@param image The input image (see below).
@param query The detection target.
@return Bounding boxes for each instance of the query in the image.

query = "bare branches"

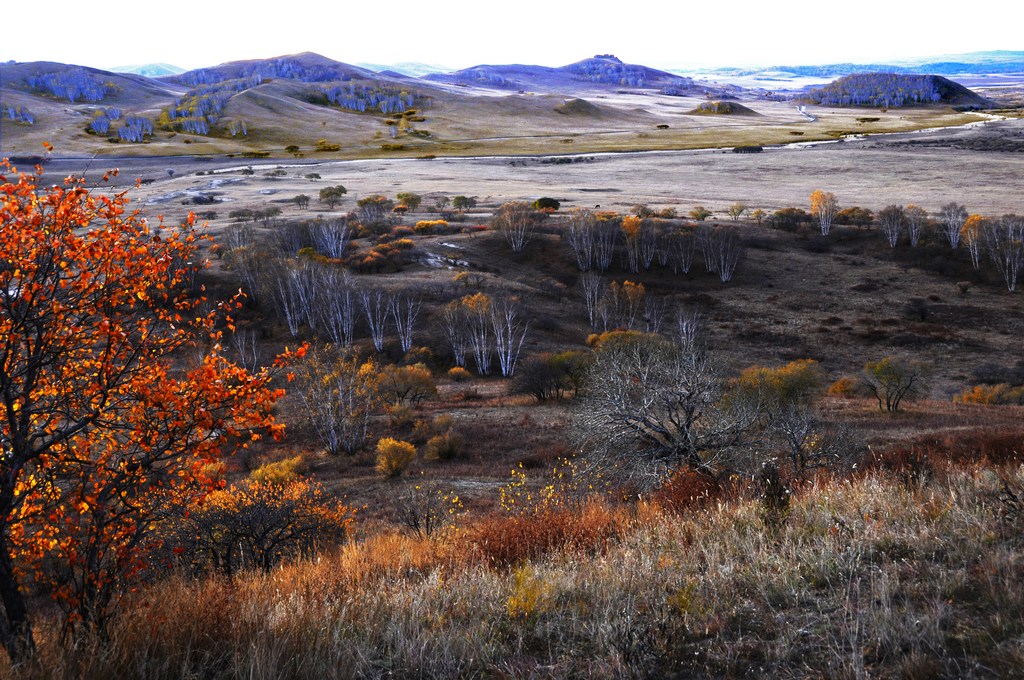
[939,202,967,249]
[389,292,422,354]
[494,201,537,253]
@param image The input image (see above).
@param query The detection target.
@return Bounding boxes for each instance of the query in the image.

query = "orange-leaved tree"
[809,189,838,236]
[0,159,295,659]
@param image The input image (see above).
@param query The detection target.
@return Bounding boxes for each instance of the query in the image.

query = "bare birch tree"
[984,214,1024,292]
[579,271,606,330]
[878,204,905,248]
[389,292,422,354]
[318,269,358,347]
[904,204,928,247]
[698,225,744,282]
[939,202,967,249]
[490,298,529,377]
[360,288,391,352]
[593,218,619,272]
[311,218,352,259]
[565,208,597,271]
[439,301,470,368]
[493,201,536,253]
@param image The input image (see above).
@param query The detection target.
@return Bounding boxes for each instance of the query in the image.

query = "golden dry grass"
[13,463,1023,678]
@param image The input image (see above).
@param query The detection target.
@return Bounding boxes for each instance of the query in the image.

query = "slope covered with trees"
[805,73,992,108]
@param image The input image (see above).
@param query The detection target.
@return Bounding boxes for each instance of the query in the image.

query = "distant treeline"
[564,60,650,87]
[453,69,517,89]
[318,83,423,114]
[175,58,360,87]
[659,78,698,96]
[23,67,109,102]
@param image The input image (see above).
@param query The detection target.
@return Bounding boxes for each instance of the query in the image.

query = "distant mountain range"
[109,63,185,77]
[422,54,700,93]
[355,62,453,78]
[698,51,1024,79]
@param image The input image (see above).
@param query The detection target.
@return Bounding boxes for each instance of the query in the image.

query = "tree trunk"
[0,533,35,664]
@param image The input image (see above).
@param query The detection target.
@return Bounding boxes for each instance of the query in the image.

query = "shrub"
[954,384,1024,406]
[423,431,464,461]
[458,502,621,569]
[249,455,306,485]
[315,139,341,152]
[387,404,417,430]
[414,219,449,234]
[382,363,437,405]
[689,206,712,221]
[375,438,417,478]
[654,469,723,513]
[448,366,472,382]
[827,376,858,397]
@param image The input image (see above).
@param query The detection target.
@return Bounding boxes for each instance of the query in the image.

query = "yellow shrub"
[506,564,550,620]
[827,376,858,397]
[447,366,471,382]
[375,438,417,478]
[423,431,463,461]
[414,219,448,234]
[250,455,306,485]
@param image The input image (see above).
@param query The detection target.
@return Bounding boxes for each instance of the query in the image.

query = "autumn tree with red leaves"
[0,159,294,660]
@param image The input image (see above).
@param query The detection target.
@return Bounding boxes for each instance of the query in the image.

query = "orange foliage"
[620,214,642,240]
[955,384,1024,406]
[0,159,293,646]
[654,469,724,514]
[456,502,622,569]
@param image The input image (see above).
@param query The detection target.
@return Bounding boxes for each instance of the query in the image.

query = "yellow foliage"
[250,455,306,485]
[375,437,417,478]
[414,219,448,234]
[735,359,823,406]
[506,564,551,620]
[461,292,491,314]
[827,376,858,397]
[447,366,471,382]
[621,214,642,239]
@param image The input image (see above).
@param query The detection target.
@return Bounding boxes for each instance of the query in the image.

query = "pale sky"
[4,0,1020,72]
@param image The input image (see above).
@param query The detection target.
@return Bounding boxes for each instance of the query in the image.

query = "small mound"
[688,101,759,116]
[554,98,603,116]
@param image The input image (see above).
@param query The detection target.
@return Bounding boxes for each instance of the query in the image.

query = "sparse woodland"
[1,155,1023,679]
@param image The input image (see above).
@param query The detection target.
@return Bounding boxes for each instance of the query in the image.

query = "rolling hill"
[423,54,702,93]
[0,51,1000,158]
[804,73,994,108]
